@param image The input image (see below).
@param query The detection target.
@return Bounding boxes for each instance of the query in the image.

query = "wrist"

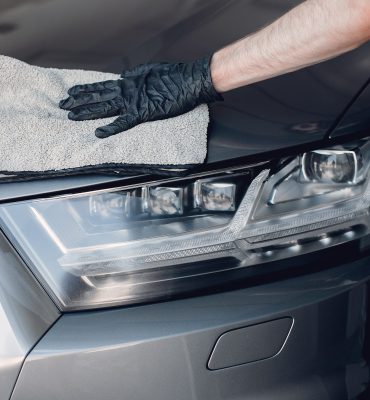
[210,50,230,93]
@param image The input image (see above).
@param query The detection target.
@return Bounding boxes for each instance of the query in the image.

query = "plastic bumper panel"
[11,256,370,400]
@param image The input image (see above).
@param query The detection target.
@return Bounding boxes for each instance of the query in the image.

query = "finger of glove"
[67,80,118,96]
[121,62,170,78]
[68,99,122,121]
[121,63,158,78]
[95,114,138,138]
[60,88,119,110]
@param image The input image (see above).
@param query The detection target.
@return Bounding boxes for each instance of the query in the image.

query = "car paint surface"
[10,253,370,400]
[330,81,370,138]
[0,233,60,400]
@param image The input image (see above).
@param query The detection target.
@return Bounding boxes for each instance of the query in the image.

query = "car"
[1,1,370,399]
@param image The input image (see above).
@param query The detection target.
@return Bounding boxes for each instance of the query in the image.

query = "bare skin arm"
[211,0,370,92]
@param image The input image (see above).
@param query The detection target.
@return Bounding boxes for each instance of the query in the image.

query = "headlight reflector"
[301,149,359,184]
[194,181,236,211]
[148,186,184,215]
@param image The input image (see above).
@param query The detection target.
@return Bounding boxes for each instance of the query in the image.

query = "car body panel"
[0,232,60,400]
[330,80,370,138]
[11,254,370,400]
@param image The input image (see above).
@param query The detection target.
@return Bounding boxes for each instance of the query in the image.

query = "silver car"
[1,1,370,399]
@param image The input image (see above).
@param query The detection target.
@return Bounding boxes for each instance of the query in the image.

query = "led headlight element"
[148,187,183,215]
[301,139,370,185]
[195,181,236,211]
[302,150,359,184]
[89,191,132,222]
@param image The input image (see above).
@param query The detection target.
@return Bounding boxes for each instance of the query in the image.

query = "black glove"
[59,56,222,138]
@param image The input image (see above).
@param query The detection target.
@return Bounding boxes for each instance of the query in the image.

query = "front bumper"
[8,252,370,400]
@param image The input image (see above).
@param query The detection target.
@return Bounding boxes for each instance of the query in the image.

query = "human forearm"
[211,0,370,92]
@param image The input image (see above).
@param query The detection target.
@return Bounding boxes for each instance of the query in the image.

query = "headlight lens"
[1,138,370,311]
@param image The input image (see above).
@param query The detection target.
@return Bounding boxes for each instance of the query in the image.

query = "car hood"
[0,0,369,198]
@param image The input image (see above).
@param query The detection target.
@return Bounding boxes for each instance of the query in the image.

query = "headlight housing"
[1,138,370,311]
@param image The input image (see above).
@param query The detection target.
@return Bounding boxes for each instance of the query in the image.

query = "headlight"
[1,138,370,311]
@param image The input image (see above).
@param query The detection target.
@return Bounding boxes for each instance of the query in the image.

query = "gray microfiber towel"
[0,55,209,181]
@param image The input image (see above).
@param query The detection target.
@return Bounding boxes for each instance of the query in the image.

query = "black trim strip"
[0,163,196,182]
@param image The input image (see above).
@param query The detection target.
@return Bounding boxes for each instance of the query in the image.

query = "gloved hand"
[59,56,222,138]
